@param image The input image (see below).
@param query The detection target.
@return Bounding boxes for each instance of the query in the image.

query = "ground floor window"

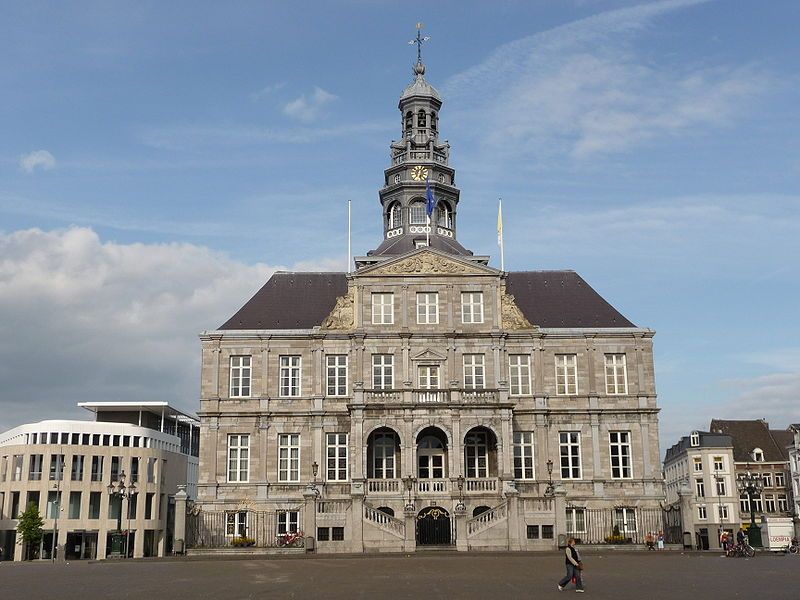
[317,526,344,541]
[566,507,586,534]
[527,525,539,539]
[541,525,554,539]
[226,511,248,537]
[277,510,299,535]
[614,507,637,535]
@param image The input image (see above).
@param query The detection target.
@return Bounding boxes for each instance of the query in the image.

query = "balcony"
[391,150,448,165]
[417,479,449,494]
[465,478,498,493]
[414,390,448,403]
[366,479,401,494]
[363,389,500,406]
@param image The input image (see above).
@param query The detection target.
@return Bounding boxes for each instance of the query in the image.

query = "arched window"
[405,111,413,131]
[409,201,427,225]
[752,448,765,462]
[431,112,437,131]
[437,202,452,229]
[465,430,488,478]
[473,506,491,518]
[388,203,402,229]
[417,110,427,128]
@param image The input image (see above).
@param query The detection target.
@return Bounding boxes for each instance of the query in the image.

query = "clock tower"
[362,30,475,265]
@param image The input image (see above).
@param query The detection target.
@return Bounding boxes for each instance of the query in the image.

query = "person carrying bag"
[558,538,585,593]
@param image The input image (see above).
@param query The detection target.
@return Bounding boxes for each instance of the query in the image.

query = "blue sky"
[1,0,798,449]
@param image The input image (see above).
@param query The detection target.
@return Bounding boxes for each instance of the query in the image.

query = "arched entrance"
[416,506,452,546]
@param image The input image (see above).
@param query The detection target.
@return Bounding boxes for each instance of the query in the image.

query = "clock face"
[410,165,429,181]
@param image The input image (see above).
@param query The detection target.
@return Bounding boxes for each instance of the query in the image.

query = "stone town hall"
[192,49,663,553]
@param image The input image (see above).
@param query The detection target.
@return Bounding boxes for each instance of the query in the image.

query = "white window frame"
[566,507,586,534]
[774,472,785,487]
[752,448,764,462]
[695,478,705,498]
[713,456,724,472]
[555,354,578,395]
[604,354,628,395]
[718,504,729,521]
[372,293,394,325]
[326,433,348,482]
[715,477,727,496]
[762,473,773,488]
[278,434,300,482]
[614,507,637,533]
[508,354,531,396]
[409,202,426,225]
[226,511,248,537]
[765,494,776,513]
[417,365,440,390]
[777,494,788,512]
[697,505,707,520]
[416,292,439,325]
[229,355,252,398]
[227,434,250,483]
[371,431,396,479]
[461,292,484,324]
[464,431,488,478]
[690,431,700,447]
[372,354,394,390]
[279,355,301,397]
[609,431,632,479]
[513,432,535,480]
[559,431,582,480]
[277,510,299,535]
[326,355,348,397]
[693,456,703,472]
[463,354,485,390]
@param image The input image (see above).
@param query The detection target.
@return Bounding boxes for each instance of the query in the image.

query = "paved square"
[1,552,798,600]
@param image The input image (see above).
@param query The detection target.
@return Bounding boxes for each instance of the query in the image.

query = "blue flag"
[425,177,436,217]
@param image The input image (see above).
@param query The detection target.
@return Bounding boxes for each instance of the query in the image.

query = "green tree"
[16,502,44,560]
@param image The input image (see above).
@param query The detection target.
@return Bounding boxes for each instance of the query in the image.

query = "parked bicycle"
[726,542,755,558]
[277,530,305,548]
[785,539,799,555]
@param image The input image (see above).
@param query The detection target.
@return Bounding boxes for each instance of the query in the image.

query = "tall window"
[389,203,402,228]
[130,456,139,483]
[417,109,426,128]
[775,472,785,487]
[716,478,727,496]
[559,432,582,479]
[416,292,439,324]
[463,354,485,390]
[71,455,84,482]
[226,511,248,537]
[372,293,394,325]
[509,355,531,396]
[464,431,488,478]
[739,493,749,513]
[110,456,120,482]
[697,505,707,520]
[461,292,484,324]
[566,507,586,534]
[279,355,301,397]
[326,355,348,397]
[614,507,637,533]
[695,478,705,497]
[372,354,394,389]
[778,494,788,512]
[277,511,299,535]
[713,456,724,471]
[417,365,440,390]
[693,457,703,472]
[762,473,773,488]
[91,456,104,482]
[278,434,300,482]
[371,431,396,479]
[12,454,23,481]
[437,203,452,229]
[609,432,632,479]
[765,495,776,512]
[718,505,729,521]
[326,433,348,481]
[230,355,251,398]
[28,454,43,480]
[409,202,427,225]
[604,354,628,395]
[227,434,250,483]
[555,354,578,395]
[49,454,64,481]
[513,432,535,480]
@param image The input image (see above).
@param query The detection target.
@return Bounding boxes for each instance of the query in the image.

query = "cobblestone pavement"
[1,551,798,600]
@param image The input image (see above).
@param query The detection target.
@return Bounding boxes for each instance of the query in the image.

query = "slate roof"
[368,234,473,257]
[709,419,791,462]
[218,269,636,330]
[664,431,733,463]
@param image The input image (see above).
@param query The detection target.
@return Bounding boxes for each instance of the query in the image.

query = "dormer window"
[417,110,427,128]
[690,431,700,447]
[752,448,765,462]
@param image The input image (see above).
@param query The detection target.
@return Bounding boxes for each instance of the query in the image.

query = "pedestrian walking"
[557,537,585,593]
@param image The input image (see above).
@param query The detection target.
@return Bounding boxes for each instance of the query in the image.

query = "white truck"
[759,517,795,552]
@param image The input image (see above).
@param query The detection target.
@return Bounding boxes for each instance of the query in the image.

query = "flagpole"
[347,199,351,273]
[498,198,505,272]
[426,214,430,247]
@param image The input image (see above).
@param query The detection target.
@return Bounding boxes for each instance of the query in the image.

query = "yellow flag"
[497,200,503,246]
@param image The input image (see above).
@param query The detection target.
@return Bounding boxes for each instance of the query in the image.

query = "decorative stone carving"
[322,288,354,330]
[374,253,473,275]
[501,288,533,330]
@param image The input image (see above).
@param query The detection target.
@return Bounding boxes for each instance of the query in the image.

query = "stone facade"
[194,54,663,553]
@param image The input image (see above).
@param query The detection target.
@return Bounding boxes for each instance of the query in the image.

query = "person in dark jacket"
[557,537,585,593]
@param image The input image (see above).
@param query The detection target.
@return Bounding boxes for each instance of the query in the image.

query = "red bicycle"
[278,530,305,548]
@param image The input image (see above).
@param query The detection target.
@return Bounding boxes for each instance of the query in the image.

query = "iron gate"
[416,506,452,545]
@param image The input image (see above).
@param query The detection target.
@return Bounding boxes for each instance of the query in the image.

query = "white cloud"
[282,86,338,122]
[443,0,764,161]
[19,149,56,173]
[250,81,286,101]
[0,227,279,431]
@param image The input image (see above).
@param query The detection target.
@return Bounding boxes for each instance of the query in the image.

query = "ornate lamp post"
[714,464,726,544]
[309,461,320,497]
[456,475,466,511]
[736,469,763,547]
[403,475,416,511]
[107,471,136,558]
[545,459,555,496]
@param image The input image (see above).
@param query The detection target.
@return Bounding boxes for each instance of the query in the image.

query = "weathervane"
[408,22,431,64]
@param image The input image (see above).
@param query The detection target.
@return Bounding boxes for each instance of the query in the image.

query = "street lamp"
[456,475,466,511]
[403,475,416,511]
[545,459,555,496]
[714,463,726,544]
[49,452,64,562]
[308,461,320,498]
[736,468,763,547]
[107,470,136,558]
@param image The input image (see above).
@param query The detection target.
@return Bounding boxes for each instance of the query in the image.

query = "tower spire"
[408,22,431,67]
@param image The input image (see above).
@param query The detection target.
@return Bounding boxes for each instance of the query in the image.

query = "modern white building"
[0,402,198,561]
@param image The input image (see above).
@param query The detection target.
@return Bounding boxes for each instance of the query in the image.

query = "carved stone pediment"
[321,287,354,330]
[500,286,534,330]
[364,249,495,277]
[411,348,447,362]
